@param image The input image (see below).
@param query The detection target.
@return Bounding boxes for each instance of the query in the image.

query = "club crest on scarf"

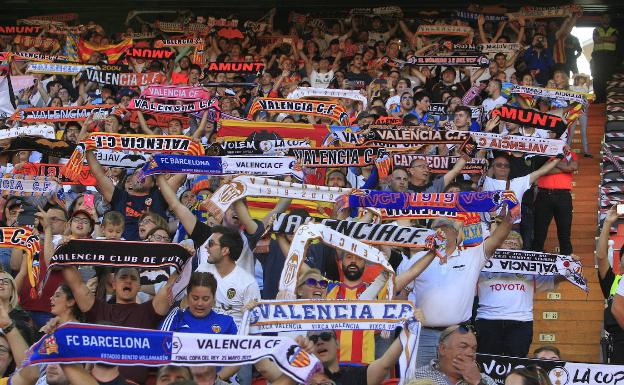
[217,181,246,204]
[286,345,311,368]
[39,335,59,355]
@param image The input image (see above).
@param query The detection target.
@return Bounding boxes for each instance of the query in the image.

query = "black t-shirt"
[110,187,167,241]
[325,365,368,385]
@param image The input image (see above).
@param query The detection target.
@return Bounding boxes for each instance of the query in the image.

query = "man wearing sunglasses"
[306,329,406,385]
[412,324,496,385]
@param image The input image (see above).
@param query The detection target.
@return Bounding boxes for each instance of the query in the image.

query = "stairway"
[528,103,605,362]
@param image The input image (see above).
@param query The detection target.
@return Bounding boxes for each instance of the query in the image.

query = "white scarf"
[287,87,368,110]
[469,131,566,156]
[0,124,55,139]
[510,85,591,105]
[26,62,96,75]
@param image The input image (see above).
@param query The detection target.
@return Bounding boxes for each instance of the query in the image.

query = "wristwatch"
[0,321,15,335]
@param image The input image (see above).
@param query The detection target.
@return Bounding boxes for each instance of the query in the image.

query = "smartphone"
[83,194,95,210]
[618,204,624,216]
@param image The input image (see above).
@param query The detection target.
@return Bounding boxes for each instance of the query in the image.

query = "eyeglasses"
[303,278,329,289]
[439,323,476,344]
[150,234,171,242]
[308,332,335,344]
[493,163,510,169]
[0,278,11,286]
[139,218,155,226]
[71,217,91,225]
[208,239,221,248]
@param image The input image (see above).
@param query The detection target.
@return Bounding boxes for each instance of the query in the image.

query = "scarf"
[141,85,210,101]
[13,35,60,51]
[390,154,487,174]
[216,120,330,147]
[247,97,349,124]
[11,105,115,122]
[269,213,443,250]
[603,145,624,177]
[514,5,582,19]
[83,69,164,86]
[0,174,60,197]
[28,13,78,22]
[476,353,620,385]
[62,133,204,181]
[127,98,216,114]
[140,154,303,180]
[26,63,95,75]
[469,131,566,156]
[201,176,351,223]
[491,105,567,137]
[484,249,588,291]
[203,61,264,75]
[77,38,133,64]
[345,190,519,214]
[14,163,96,186]
[9,52,70,62]
[128,111,190,129]
[291,147,388,167]
[241,299,415,334]
[362,128,472,148]
[207,139,310,156]
[394,55,489,68]
[155,38,204,48]
[350,6,403,16]
[454,11,508,21]
[0,25,42,35]
[463,82,487,105]
[3,136,76,158]
[278,223,394,299]
[155,21,211,34]
[0,227,40,294]
[509,84,591,105]
[478,43,523,53]
[416,25,473,36]
[287,87,369,110]
[0,124,55,140]
[125,47,174,59]
[25,322,321,384]
[91,149,149,169]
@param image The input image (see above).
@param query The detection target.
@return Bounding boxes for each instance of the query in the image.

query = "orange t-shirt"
[537,152,578,190]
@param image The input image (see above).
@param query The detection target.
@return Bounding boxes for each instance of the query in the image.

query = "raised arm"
[155,174,197,234]
[86,150,115,202]
[136,111,157,135]
[62,266,95,313]
[443,155,468,187]
[598,206,618,279]
[152,272,177,316]
[484,211,513,258]
[529,157,561,184]
[367,336,403,385]
[394,250,436,293]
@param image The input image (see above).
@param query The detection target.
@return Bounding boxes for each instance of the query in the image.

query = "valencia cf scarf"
[241,300,415,334]
[141,85,210,101]
[24,322,321,384]
[11,105,115,122]
[394,55,490,68]
[603,145,624,178]
[62,133,204,181]
[469,131,566,156]
[77,38,133,64]
[291,147,388,167]
[484,249,588,291]
[26,62,95,76]
[287,87,369,110]
[216,120,330,148]
[27,13,78,22]
[514,4,582,19]
[247,97,349,125]
[416,25,473,36]
[362,128,472,148]
[140,154,302,180]
[206,139,310,156]
[0,174,60,197]
[128,111,190,129]
[127,98,216,114]
[14,163,96,186]
[454,11,508,22]
[390,154,488,174]
[124,47,175,60]
[83,69,164,86]
[201,176,351,223]
[0,227,40,293]
[344,190,519,214]
[155,38,204,48]
[3,136,76,158]
[491,105,567,137]
[278,223,394,299]
[0,25,42,35]
[203,61,264,75]
[0,124,55,140]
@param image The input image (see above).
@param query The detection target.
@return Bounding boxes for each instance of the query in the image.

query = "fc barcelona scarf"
[14,163,96,186]
[291,147,388,167]
[140,154,302,180]
[141,85,210,101]
[2,136,76,158]
[127,98,217,114]
[1,227,40,293]
[484,249,588,291]
[24,323,321,384]
[247,97,349,125]
[344,190,519,214]
[62,133,204,181]
[278,223,394,299]
[491,105,567,137]
[469,131,566,156]
[201,176,351,223]
[77,38,133,64]
[83,69,164,86]
[11,105,115,122]
[0,174,60,197]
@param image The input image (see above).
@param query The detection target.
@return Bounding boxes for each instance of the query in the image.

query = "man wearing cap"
[397,211,513,367]
[411,325,496,385]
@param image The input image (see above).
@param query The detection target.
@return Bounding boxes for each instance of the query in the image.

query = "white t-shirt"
[310,70,334,89]
[616,278,624,297]
[196,263,260,328]
[477,273,555,321]
[482,96,507,113]
[482,175,531,224]
[397,243,487,327]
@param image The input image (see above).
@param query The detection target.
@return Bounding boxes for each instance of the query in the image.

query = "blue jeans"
[417,328,442,368]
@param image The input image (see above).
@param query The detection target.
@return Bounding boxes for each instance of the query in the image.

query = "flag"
[77,38,133,64]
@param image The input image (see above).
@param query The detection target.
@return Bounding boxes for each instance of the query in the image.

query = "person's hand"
[294,335,315,355]
[484,116,500,132]
[477,14,485,27]
[86,276,98,294]
[414,308,426,323]
[243,299,258,312]
[570,254,582,262]
[281,69,290,78]
[605,205,619,225]
[453,355,482,385]
[40,316,62,334]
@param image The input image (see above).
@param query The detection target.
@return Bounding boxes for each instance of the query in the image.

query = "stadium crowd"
[0,3,618,385]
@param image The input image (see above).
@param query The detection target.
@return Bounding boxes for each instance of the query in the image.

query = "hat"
[70,209,96,229]
[5,196,23,210]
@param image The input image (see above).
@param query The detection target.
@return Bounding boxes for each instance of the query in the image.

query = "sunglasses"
[304,278,329,289]
[309,332,335,344]
[439,323,475,343]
